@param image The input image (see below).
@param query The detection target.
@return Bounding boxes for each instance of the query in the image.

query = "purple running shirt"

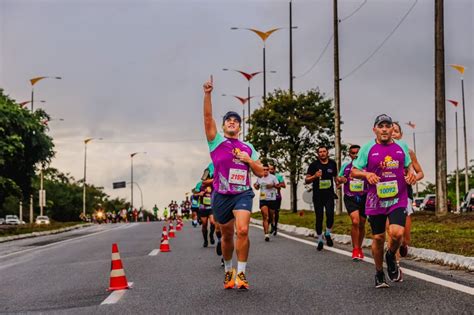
[352,139,412,216]
[208,133,259,195]
[338,161,367,197]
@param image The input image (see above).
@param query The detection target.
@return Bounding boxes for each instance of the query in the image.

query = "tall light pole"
[29,76,61,111]
[130,152,146,211]
[230,27,282,102]
[333,0,342,215]
[222,69,273,131]
[406,121,419,197]
[449,64,469,193]
[29,76,61,219]
[448,100,460,211]
[289,0,294,94]
[83,138,102,216]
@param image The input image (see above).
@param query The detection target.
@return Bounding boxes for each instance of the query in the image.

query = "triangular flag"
[30,76,47,86]
[447,99,459,107]
[449,64,465,75]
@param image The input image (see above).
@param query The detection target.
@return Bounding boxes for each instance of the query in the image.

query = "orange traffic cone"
[169,223,176,238]
[176,220,182,231]
[108,243,130,291]
[160,229,171,252]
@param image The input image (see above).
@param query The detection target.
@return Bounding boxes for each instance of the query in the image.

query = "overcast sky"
[1,0,472,212]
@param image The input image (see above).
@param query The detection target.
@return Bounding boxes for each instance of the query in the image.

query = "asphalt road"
[0,221,472,314]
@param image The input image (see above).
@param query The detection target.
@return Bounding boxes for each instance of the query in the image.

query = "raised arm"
[203,75,217,142]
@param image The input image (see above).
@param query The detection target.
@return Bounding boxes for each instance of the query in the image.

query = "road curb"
[0,223,94,243]
[250,218,474,271]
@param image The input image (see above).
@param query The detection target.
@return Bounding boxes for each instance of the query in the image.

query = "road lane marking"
[100,282,134,305]
[148,249,160,256]
[250,224,474,296]
[0,224,137,260]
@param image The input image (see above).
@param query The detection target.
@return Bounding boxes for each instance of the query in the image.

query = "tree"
[0,90,55,216]
[247,89,335,212]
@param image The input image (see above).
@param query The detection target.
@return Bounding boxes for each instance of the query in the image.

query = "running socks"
[224,260,232,272]
[237,261,247,274]
[209,223,215,237]
[325,229,331,236]
[317,234,323,242]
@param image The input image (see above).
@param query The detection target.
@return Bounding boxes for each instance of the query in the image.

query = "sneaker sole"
[375,283,390,289]
[388,268,403,282]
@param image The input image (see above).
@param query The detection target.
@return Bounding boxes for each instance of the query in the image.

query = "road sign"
[113,181,126,189]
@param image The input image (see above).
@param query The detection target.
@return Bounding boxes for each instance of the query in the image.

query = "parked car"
[412,197,424,211]
[0,218,5,225]
[35,216,51,225]
[5,215,21,225]
[420,194,453,212]
[460,189,474,213]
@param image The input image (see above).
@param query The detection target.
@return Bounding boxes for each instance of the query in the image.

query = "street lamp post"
[448,100,460,211]
[29,76,61,218]
[130,152,146,212]
[127,182,144,210]
[449,65,469,193]
[230,27,282,102]
[29,76,61,112]
[83,138,102,216]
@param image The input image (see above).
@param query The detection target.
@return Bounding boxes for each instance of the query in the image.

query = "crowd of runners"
[192,76,424,290]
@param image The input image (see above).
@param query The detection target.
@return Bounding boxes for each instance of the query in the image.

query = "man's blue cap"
[374,114,393,127]
[223,111,242,124]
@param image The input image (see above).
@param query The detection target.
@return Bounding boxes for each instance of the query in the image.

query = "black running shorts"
[368,207,407,235]
[344,195,367,218]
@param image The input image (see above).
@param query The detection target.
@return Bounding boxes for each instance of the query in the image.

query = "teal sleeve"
[207,133,225,152]
[207,162,215,177]
[352,140,375,170]
[245,142,260,161]
[276,173,284,182]
[338,162,349,177]
[195,181,202,191]
[395,140,412,167]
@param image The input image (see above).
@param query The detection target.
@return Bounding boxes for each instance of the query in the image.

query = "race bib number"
[267,191,277,200]
[229,168,247,185]
[319,179,331,189]
[349,179,364,192]
[376,180,399,198]
[260,192,266,199]
[203,197,211,206]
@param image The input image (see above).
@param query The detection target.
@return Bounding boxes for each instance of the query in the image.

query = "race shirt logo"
[381,156,399,170]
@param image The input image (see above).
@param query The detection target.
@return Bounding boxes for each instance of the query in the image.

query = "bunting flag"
[447,99,459,107]
[406,121,416,129]
[30,76,47,86]
[249,28,281,42]
[449,64,465,75]
[18,101,30,107]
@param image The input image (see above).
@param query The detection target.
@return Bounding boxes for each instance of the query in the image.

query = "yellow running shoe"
[235,271,249,290]
[223,268,236,289]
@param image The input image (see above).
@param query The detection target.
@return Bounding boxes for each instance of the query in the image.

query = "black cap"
[223,111,242,124]
[374,114,393,127]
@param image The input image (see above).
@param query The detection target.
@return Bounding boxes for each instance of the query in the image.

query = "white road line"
[0,224,137,260]
[250,224,474,296]
[148,249,160,256]
[100,282,134,305]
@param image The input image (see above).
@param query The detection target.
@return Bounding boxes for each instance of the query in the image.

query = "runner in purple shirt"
[351,114,417,288]
[336,144,368,261]
[203,76,264,290]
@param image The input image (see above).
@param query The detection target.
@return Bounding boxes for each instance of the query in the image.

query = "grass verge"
[251,210,474,256]
[0,222,86,237]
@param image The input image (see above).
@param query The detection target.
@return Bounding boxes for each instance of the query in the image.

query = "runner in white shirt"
[254,164,280,241]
